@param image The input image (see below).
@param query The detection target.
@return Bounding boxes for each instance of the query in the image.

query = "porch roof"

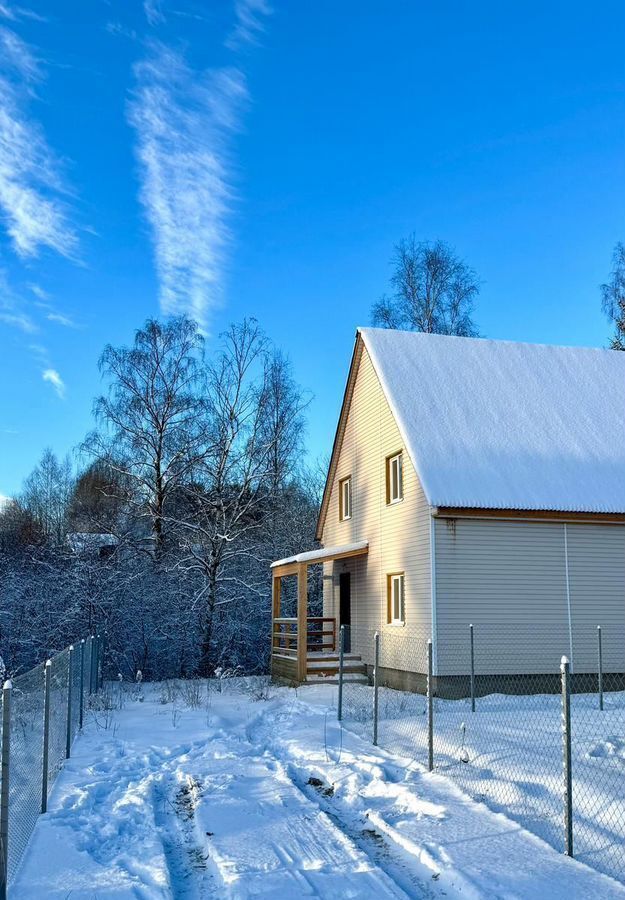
[270,540,368,570]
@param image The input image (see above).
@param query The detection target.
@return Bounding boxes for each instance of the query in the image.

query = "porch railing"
[273,617,336,655]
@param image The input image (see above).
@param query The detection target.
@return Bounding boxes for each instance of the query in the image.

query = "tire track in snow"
[152,773,219,899]
[188,734,410,898]
[245,703,443,898]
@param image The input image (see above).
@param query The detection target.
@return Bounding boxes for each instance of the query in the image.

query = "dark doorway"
[339,572,351,652]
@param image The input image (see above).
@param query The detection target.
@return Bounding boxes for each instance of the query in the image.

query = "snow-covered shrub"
[180,679,203,708]
[159,680,180,705]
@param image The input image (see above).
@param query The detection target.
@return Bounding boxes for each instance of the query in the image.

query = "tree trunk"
[197,567,218,677]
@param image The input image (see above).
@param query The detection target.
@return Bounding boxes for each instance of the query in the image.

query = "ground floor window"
[387,572,405,625]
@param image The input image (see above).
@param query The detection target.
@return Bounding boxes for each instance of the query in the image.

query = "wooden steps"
[304,652,369,684]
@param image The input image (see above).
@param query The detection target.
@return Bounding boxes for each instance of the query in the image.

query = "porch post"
[272,573,280,653]
[297,562,308,683]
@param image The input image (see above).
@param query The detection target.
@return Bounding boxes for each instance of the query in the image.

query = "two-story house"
[270,328,625,691]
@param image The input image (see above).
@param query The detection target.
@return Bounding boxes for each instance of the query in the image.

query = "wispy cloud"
[106,20,138,41]
[0,4,46,23]
[0,268,38,331]
[0,309,37,332]
[143,0,165,26]
[27,282,49,301]
[226,0,271,50]
[129,42,249,326]
[42,367,65,399]
[0,25,78,259]
[46,311,77,328]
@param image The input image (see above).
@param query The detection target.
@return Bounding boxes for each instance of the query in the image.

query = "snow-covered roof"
[271,541,368,568]
[360,328,625,514]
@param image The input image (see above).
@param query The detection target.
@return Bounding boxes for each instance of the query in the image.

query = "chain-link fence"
[0,634,105,897]
[338,623,625,887]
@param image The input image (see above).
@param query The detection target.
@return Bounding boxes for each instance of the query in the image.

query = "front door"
[339,572,351,653]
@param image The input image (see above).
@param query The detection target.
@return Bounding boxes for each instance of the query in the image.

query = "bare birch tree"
[601,242,625,350]
[168,320,308,674]
[86,317,207,551]
[20,448,73,545]
[372,237,479,336]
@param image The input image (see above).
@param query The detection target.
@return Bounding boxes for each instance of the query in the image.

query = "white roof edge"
[271,540,368,568]
[359,328,435,506]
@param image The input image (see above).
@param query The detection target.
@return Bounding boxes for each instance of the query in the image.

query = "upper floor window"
[387,573,405,625]
[386,451,403,504]
[339,475,352,521]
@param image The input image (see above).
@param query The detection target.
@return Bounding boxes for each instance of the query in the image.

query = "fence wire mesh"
[568,626,625,883]
[47,649,70,790]
[0,634,101,889]
[338,621,625,887]
[375,629,430,764]
[340,626,374,742]
[431,624,566,856]
[7,663,45,883]
[69,648,82,744]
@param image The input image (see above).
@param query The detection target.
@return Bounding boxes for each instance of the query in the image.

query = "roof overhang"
[271,541,368,577]
[432,507,625,524]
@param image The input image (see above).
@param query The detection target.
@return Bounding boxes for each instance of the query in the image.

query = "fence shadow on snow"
[338,623,625,888]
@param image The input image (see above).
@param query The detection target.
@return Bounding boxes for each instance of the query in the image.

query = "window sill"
[387,497,404,506]
[388,621,406,628]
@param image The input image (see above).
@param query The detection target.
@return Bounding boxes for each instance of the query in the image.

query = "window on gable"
[339,476,352,521]
[386,451,403,504]
[387,573,405,625]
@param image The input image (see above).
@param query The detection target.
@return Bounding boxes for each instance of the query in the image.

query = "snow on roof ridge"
[358,326,616,356]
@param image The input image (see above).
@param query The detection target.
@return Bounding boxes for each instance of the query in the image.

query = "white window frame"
[387,451,403,504]
[339,475,352,521]
[389,573,405,626]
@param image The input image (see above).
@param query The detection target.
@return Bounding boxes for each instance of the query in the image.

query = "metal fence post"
[86,636,92,695]
[337,625,345,722]
[427,639,434,772]
[561,655,574,857]
[597,626,604,712]
[89,635,95,695]
[93,634,99,695]
[373,632,380,746]
[469,623,476,713]
[97,632,102,691]
[66,645,74,759]
[0,680,12,900]
[79,639,85,729]
[99,631,106,689]
[41,660,52,814]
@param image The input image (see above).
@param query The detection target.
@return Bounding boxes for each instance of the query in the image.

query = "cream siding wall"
[435,517,625,675]
[321,347,432,671]
[567,524,625,673]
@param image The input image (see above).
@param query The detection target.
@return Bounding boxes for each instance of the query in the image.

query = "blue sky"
[0,0,623,499]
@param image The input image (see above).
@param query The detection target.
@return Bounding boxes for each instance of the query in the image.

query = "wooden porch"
[270,541,369,685]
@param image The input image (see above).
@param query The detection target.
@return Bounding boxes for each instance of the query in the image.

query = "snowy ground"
[13,678,625,899]
[344,682,625,885]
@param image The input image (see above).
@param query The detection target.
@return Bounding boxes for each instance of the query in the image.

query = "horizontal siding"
[435,517,625,675]
[435,518,569,675]
[323,347,431,672]
[567,524,625,673]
